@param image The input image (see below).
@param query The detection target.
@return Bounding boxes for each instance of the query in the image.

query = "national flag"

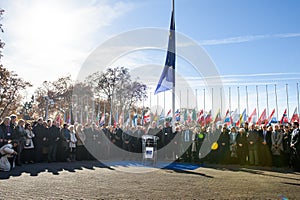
[205,110,212,125]
[183,109,188,122]
[214,109,222,123]
[269,117,278,124]
[247,108,257,123]
[191,109,197,121]
[224,109,232,125]
[197,109,204,124]
[239,109,247,125]
[290,107,299,123]
[174,109,180,121]
[153,111,159,122]
[132,113,138,127]
[143,110,151,123]
[99,112,105,126]
[166,109,172,121]
[158,109,165,125]
[280,109,289,124]
[267,108,276,125]
[154,6,175,94]
[256,108,267,125]
[232,109,240,125]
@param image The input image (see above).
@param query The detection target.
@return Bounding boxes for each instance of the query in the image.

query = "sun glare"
[21,2,76,49]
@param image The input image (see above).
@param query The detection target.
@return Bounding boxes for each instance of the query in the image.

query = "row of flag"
[52,106,299,128]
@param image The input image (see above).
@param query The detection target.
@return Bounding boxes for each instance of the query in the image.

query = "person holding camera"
[0,140,18,171]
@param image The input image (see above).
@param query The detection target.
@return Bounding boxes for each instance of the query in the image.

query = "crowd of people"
[0,114,299,172]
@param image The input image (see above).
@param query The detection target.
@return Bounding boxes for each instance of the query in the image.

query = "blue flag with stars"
[154,8,175,95]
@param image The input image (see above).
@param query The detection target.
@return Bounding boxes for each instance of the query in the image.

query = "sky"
[1,0,300,119]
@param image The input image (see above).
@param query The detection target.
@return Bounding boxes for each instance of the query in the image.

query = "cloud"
[200,33,300,46]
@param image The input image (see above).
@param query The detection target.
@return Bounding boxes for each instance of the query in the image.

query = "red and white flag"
[256,108,267,125]
[290,107,299,123]
[247,108,257,123]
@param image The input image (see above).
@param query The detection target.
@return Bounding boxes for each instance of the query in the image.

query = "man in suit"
[291,121,300,170]
[259,125,272,166]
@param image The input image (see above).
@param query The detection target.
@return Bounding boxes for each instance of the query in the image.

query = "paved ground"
[0,161,299,199]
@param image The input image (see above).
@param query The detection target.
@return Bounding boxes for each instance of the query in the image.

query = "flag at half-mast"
[154,5,175,94]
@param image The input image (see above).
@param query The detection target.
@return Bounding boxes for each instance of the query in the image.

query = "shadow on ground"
[1,160,299,180]
[0,160,114,179]
[202,163,300,181]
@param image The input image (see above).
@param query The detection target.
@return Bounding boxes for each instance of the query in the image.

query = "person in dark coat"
[59,123,71,162]
[290,121,300,170]
[32,118,47,162]
[47,120,60,162]
[247,124,260,166]
[0,117,15,146]
[236,128,248,165]
[217,124,230,164]
[258,125,272,166]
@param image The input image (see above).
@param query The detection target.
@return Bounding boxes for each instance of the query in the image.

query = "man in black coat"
[290,121,300,170]
[32,118,47,162]
[47,120,60,162]
[258,125,272,166]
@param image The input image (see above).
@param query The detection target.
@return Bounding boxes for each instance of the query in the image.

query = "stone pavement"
[0,161,299,199]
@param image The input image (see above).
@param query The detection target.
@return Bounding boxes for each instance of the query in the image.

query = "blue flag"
[154,9,175,95]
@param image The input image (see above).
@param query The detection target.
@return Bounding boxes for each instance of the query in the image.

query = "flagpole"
[286,84,289,118]
[275,84,279,120]
[171,0,175,127]
[203,88,206,114]
[237,86,240,115]
[211,87,214,117]
[220,88,223,115]
[187,88,189,109]
[256,85,259,118]
[266,84,269,117]
[157,91,159,117]
[297,83,300,116]
[229,87,231,112]
[179,90,181,111]
[149,87,152,110]
[195,89,198,111]
[246,86,249,116]
[164,92,166,123]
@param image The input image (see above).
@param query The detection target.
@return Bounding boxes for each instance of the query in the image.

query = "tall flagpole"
[275,84,279,120]
[157,91,159,116]
[211,87,214,116]
[179,90,181,111]
[164,92,166,121]
[237,86,240,114]
[149,87,152,110]
[256,85,259,117]
[195,89,198,111]
[286,84,289,117]
[171,0,175,126]
[203,88,206,113]
[220,88,223,115]
[229,87,231,112]
[266,84,269,117]
[297,83,300,116]
[246,86,249,116]
[187,88,189,109]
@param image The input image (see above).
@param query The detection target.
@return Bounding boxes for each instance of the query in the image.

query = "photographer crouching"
[0,140,18,171]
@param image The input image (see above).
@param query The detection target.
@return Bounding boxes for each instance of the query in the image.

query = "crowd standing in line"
[0,114,299,172]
